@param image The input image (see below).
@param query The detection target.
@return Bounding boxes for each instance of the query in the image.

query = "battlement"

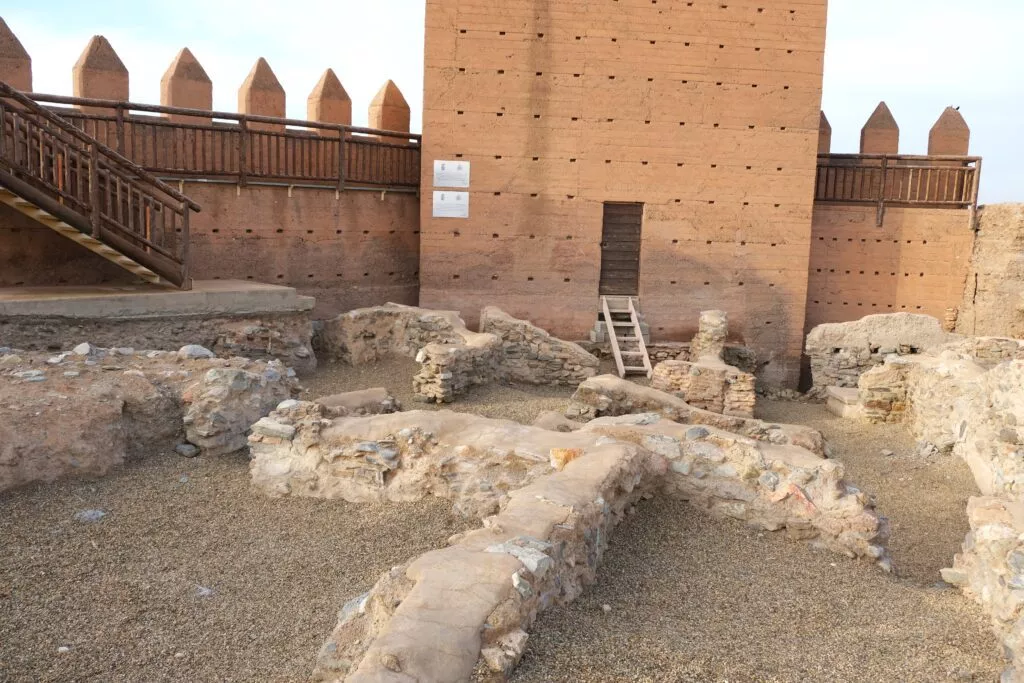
[819,101,972,157]
[0,18,419,190]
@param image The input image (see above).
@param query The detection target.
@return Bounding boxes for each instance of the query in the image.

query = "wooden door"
[599,202,643,295]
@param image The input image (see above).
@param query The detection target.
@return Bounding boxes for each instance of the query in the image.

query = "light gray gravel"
[511,400,1003,682]
[0,453,472,682]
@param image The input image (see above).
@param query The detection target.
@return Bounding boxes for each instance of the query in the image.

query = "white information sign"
[432,191,470,218]
[433,160,471,188]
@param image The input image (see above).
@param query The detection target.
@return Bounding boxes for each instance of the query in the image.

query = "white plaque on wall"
[432,191,470,218]
[433,160,471,188]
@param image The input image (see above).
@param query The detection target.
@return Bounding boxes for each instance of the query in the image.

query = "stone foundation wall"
[651,359,756,417]
[413,338,504,404]
[0,311,316,375]
[805,313,956,389]
[480,306,599,386]
[0,345,297,491]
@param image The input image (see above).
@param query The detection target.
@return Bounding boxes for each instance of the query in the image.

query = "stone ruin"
[318,303,599,402]
[247,389,885,681]
[0,343,298,491]
[812,314,1024,681]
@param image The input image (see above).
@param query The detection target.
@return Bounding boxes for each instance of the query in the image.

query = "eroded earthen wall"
[420,0,829,387]
[958,204,1024,339]
[805,204,975,331]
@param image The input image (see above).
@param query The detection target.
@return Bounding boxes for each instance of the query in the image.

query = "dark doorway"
[599,202,643,295]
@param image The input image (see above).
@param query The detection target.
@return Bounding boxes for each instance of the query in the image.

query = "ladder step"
[624,366,648,371]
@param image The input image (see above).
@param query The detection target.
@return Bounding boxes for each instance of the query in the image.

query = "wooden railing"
[0,81,199,287]
[24,93,421,191]
[815,154,982,226]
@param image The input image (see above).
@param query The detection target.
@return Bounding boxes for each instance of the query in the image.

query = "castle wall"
[420,0,829,387]
[0,185,420,317]
[958,204,1024,339]
[804,204,975,331]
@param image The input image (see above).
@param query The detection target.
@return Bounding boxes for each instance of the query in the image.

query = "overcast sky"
[5,0,1020,203]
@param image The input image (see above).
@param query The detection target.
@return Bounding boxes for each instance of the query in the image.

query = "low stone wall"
[945,497,1024,682]
[246,400,886,681]
[567,375,826,456]
[321,304,603,403]
[651,359,756,417]
[0,311,316,375]
[583,414,887,563]
[318,304,468,365]
[480,306,599,385]
[577,341,760,375]
[805,313,956,390]
[0,345,297,491]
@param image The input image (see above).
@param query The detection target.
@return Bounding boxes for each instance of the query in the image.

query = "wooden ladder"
[601,295,653,379]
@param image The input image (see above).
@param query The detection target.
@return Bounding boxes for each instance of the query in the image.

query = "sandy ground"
[0,453,472,682]
[1,357,1004,682]
[513,401,1002,683]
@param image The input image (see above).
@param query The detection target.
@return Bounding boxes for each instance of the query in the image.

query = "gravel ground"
[302,356,578,424]
[756,401,978,585]
[513,497,1003,683]
[513,401,1002,682]
[0,453,472,682]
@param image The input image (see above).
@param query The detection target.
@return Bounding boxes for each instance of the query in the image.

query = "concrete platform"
[0,280,315,318]
[826,386,863,419]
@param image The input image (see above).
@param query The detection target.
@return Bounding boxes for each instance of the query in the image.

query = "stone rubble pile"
[480,306,599,385]
[316,388,401,417]
[805,313,956,390]
[0,344,297,491]
[651,358,756,418]
[319,304,602,403]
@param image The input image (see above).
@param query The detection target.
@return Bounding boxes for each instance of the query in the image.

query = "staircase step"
[623,366,648,372]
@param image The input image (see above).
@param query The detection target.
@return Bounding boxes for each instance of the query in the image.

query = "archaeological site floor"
[513,403,1002,683]
[1,356,1005,681]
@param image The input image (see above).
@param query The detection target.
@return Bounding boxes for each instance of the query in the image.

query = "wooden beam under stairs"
[0,188,162,285]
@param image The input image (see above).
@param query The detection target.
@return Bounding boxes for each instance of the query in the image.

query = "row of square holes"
[812,302,926,311]
[473,155,792,171]
[815,269,931,278]
[448,275,775,287]
[448,234,783,247]
[460,6,798,35]
[211,272,418,281]
[205,229,418,235]
[459,69,798,87]
[450,193,787,206]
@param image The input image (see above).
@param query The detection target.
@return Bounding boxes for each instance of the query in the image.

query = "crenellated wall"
[0,22,420,318]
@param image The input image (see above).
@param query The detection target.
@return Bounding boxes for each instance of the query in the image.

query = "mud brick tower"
[420,0,829,386]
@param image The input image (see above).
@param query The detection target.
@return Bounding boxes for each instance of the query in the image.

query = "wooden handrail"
[0,79,198,287]
[0,82,201,210]
[25,90,421,143]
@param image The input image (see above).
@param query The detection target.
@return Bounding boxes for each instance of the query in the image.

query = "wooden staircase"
[601,295,653,378]
[0,80,199,288]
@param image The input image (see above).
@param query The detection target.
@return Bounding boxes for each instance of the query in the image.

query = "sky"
[4,0,1021,203]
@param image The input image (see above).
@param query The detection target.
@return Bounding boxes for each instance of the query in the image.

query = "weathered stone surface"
[311,431,663,682]
[651,357,756,417]
[581,415,888,564]
[183,361,297,456]
[806,313,957,390]
[0,348,294,491]
[316,388,400,417]
[690,310,728,361]
[567,375,826,456]
[300,405,884,682]
[480,306,599,386]
[532,410,582,433]
[947,497,1024,683]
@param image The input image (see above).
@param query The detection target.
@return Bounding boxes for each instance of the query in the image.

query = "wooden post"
[876,155,888,227]
[115,104,125,154]
[180,204,192,289]
[337,125,346,191]
[238,117,248,187]
[88,141,101,237]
